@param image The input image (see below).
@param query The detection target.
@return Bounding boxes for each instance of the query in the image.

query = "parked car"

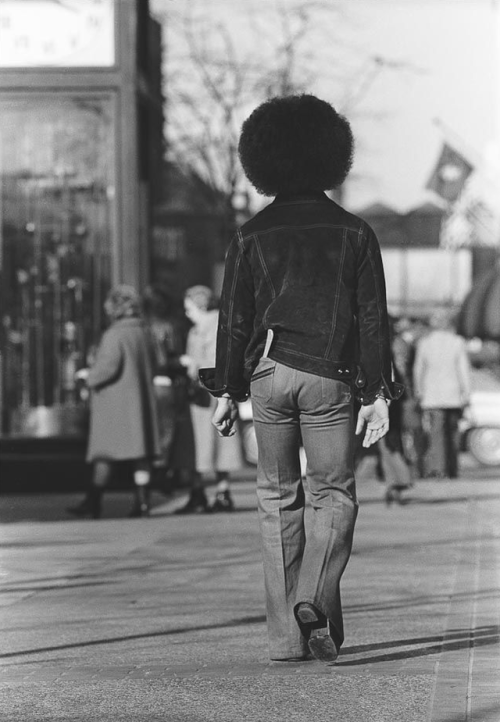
[461,368,500,466]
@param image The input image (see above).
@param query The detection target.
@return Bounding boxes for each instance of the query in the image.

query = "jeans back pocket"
[321,376,352,405]
[250,358,276,401]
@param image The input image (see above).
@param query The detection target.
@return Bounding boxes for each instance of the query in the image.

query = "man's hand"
[212,397,238,437]
[355,398,390,448]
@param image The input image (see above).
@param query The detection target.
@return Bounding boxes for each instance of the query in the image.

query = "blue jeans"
[251,358,358,660]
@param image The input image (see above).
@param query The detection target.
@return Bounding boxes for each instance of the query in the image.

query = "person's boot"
[128,485,150,518]
[211,488,235,512]
[175,487,210,514]
[384,488,395,506]
[211,478,235,512]
[67,488,102,519]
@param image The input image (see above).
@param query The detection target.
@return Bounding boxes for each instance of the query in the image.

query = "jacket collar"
[272,191,330,206]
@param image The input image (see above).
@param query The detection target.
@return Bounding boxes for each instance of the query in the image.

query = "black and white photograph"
[0,1,499,720]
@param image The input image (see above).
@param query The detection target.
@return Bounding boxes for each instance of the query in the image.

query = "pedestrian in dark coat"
[68,285,160,519]
[142,285,196,491]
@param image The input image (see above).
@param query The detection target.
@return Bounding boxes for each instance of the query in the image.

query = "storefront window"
[0,95,115,436]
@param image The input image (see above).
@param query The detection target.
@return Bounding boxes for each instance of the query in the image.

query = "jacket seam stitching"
[357,225,364,255]
[271,199,329,206]
[254,235,276,303]
[236,228,245,251]
[241,223,361,240]
[325,229,347,358]
[273,346,347,363]
[366,244,385,384]
[223,250,242,389]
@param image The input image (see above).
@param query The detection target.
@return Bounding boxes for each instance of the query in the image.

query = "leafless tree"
[152,0,350,231]
[151,0,423,230]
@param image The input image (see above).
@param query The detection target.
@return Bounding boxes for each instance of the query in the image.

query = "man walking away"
[199,95,403,664]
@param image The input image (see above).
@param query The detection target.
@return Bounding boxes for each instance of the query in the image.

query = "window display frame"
[0,0,151,442]
[0,89,120,436]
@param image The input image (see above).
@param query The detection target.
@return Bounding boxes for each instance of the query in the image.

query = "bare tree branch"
[152,0,419,236]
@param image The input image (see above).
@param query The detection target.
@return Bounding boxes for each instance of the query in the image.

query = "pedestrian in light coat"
[68,285,160,519]
[177,285,243,514]
[413,310,470,478]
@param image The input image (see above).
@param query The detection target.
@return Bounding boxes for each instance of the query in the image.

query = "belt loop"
[262,329,274,358]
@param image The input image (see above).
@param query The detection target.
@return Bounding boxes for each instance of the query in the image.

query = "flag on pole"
[426,143,474,203]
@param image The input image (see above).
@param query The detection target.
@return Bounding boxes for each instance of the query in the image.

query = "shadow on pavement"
[344,587,500,614]
[152,506,257,518]
[2,621,498,670]
[0,492,258,523]
[338,624,500,665]
[0,580,117,594]
[0,539,94,548]
[0,614,267,661]
[408,492,500,505]
[354,533,500,556]
[360,491,500,506]
[436,700,500,722]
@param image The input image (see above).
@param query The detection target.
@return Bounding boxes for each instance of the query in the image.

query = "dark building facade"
[151,162,235,298]
[0,1,163,454]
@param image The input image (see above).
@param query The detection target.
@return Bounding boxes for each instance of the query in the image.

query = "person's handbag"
[188,379,212,408]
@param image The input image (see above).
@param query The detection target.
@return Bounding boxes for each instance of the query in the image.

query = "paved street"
[1,455,499,722]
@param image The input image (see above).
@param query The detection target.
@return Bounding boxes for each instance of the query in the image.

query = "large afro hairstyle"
[238,94,354,196]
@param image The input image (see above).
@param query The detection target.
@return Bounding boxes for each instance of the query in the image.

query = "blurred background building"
[1,0,499,483]
[0,0,164,476]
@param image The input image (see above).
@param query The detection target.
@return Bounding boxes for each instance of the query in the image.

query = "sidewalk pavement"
[0,455,499,722]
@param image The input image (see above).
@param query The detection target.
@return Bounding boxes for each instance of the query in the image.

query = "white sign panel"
[0,0,115,67]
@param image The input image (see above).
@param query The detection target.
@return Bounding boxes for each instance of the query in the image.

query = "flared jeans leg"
[251,360,358,660]
[254,416,308,659]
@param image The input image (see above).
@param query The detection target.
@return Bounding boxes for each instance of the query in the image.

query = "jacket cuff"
[198,368,249,402]
[356,373,405,406]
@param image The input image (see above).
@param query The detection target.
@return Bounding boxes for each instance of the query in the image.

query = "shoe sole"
[296,605,320,625]
[296,604,338,665]
[307,633,338,664]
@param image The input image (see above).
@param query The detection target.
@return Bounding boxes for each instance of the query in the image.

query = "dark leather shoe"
[175,488,211,515]
[67,492,101,519]
[211,490,235,512]
[128,502,150,518]
[295,602,338,665]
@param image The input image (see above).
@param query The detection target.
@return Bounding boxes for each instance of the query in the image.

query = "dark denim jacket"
[204,192,403,405]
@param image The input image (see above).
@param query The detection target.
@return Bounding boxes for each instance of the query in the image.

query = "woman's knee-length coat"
[187,310,243,473]
[86,318,160,462]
